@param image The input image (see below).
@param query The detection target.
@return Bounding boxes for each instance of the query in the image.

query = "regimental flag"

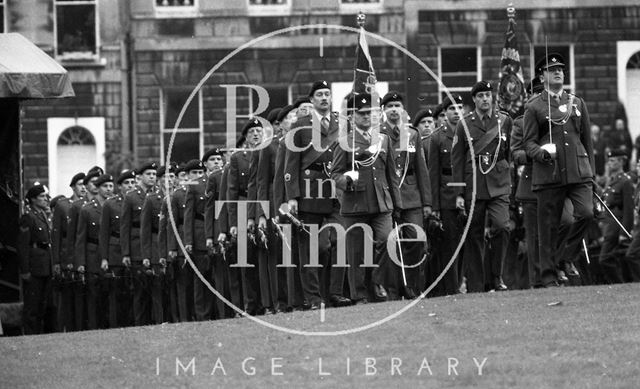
[498,6,525,118]
[352,13,377,96]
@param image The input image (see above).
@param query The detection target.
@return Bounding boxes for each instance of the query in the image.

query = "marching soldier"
[99,169,135,327]
[452,81,513,293]
[227,119,264,314]
[427,95,465,295]
[75,174,114,329]
[51,172,85,332]
[203,148,230,319]
[166,163,194,322]
[121,161,157,325]
[380,91,432,299]
[598,150,634,283]
[184,159,215,320]
[141,165,175,324]
[18,183,53,335]
[523,53,594,287]
[332,92,402,303]
[285,81,350,309]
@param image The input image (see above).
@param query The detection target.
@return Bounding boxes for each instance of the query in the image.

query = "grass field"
[1,283,640,388]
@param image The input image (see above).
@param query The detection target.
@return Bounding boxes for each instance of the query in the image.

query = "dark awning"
[0,33,74,99]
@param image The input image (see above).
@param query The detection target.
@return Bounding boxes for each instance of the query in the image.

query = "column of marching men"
[18,55,640,334]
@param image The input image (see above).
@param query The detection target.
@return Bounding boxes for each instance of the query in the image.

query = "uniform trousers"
[192,251,214,320]
[522,201,542,288]
[108,265,132,327]
[173,257,194,321]
[623,228,640,282]
[22,275,53,335]
[387,208,425,298]
[258,222,288,311]
[536,183,593,285]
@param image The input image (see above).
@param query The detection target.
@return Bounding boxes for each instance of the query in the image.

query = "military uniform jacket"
[204,170,223,241]
[523,91,594,190]
[603,172,634,231]
[284,111,340,214]
[141,191,163,263]
[247,149,260,221]
[158,195,169,261]
[227,149,252,227]
[169,186,187,251]
[452,110,512,202]
[273,137,288,212]
[51,196,72,266]
[332,129,402,215]
[99,194,123,266]
[218,166,231,234]
[67,197,88,266]
[256,137,280,219]
[75,199,103,273]
[382,122,432,210]
[419,127,431,166]
[18,207,53,277]
[185,175,208,252]
[120,185,148,261]
[428,123,458,211]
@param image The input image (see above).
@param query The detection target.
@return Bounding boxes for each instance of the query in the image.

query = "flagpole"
[353,13,367,172]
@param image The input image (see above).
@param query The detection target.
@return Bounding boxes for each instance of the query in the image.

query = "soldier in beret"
[523,53,594,287]
[380,91,432,299]
[427,94,465,296]
[285,81,350,309]
[184,158,216,320]
[412,107,435,163]
[121,161,157,325]
[18,183,54,334]
[452,81,513,293]
[68,166,103,330]
[75,174,114,329]
[99,169,136,327]
[51,172,86,332]
[599,150,634,283]
[433,103,447,128]
[202,147,225,177]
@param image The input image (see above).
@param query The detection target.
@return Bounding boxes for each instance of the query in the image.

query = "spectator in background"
[604,118,633,170]
[591,123,606,177]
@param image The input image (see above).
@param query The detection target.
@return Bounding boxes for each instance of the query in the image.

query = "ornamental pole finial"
[507,3,516,19]
[357,12,366,28]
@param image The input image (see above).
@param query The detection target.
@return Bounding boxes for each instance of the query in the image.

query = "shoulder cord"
[479,117,502,175]
[547,95,575,126]
[398,133,411,187]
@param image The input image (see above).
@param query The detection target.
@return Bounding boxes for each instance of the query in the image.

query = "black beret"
[94,174,114,187]
[184,159,204,172]
[292,96,310,109]
[26,183,48,199]
[116,169,136,185]
[526,77,544,95]
[69,172,86,187]
[276,105,295,122]
[267,108,282,124]
[156,165,168,178]
[412,108,433,127]
[346,93,377,112]
[535,53,565,73]
[50,194,65,209]
[241,118,263,137]
[432,103,444,118]
[471,81,493,97]
[202,147,224,163]
[442,94,463,110]
[381,91,404,107]
[83,169,102,185]
[87,166,104,176]
[136,161,157,175]
[607,149,628,159]
[308,80,330,96]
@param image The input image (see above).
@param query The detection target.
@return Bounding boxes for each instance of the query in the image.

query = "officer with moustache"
[285,81,351,309]
[428,95,464,295]
[452,81,512,293]
[332,93,402,303]
[380,91,432,299]
[523,53,594,287]
[99,169,135,327]
[51,172,85,332]
[18,184,53,334]
[76,174,114,329]
[121,161,157,325]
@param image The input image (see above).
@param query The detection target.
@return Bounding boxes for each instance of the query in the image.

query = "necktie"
[321,117,329,129]
[482,116,489,129]
[362,130,370,142]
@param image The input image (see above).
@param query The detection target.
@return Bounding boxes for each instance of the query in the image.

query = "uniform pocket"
[577,152,592,178]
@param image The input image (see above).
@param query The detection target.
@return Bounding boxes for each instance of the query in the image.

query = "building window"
[247,0,290,16]
[1,0,5,33]
[54,0,98,61]
[438,46,481,108]
[160,88,203,165]
[530,44,574,93]
[340,0,383,13]
[154,0,198,18]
